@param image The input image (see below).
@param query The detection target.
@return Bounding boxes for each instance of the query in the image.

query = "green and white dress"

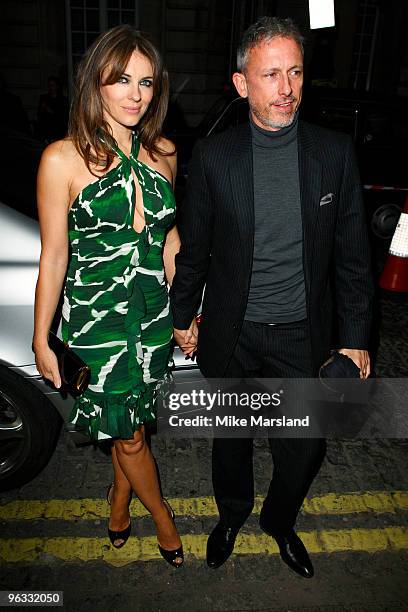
[62,133,175,441]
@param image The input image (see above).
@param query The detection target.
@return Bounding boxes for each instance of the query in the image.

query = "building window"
[107,0,139,29]
[66,0,139,92]
[69,0,101,68]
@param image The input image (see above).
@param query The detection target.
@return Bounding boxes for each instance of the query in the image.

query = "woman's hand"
[34,343,61,389]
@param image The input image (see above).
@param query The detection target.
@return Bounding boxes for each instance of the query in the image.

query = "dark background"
[0,0,407,133]
[1,5,408,608]
[0,0,407,265]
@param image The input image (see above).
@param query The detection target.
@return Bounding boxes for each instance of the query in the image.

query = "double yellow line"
[2,490,407,521]
[1,491,407,565]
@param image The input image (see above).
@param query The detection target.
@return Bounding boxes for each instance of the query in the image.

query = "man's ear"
[232,72,248,98]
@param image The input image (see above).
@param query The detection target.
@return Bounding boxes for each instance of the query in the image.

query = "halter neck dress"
[62,133,176,441]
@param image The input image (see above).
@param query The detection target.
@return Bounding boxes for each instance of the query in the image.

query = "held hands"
[33,342,61,389]
[173,318,199,358]
[338,348,370,379]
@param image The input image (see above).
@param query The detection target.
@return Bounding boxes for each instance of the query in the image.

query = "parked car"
[0,202,199,492]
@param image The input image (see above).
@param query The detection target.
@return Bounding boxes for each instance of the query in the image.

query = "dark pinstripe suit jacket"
[170,121,374,376]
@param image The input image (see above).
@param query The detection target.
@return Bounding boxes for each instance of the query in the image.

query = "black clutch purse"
[48,332,91,397]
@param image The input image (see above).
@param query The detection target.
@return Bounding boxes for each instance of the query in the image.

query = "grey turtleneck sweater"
[245,114,307,324]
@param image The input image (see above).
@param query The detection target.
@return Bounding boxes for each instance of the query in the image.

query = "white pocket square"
[320,193,335,206]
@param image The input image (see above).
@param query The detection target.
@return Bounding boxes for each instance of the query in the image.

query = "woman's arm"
[163,225,180,287]
[33,141,71,388]
[161,144,198,355]
[164,226,198,356]
[162,140,179,286]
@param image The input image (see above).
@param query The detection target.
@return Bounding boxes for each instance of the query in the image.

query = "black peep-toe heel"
[106,483,132,549]
[157,498,184,568]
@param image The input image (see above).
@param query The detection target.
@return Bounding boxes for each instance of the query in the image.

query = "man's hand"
[338,348,370,379]
[174,319,199,358]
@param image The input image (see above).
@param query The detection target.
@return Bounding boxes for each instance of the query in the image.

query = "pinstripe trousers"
[212,318,326,534]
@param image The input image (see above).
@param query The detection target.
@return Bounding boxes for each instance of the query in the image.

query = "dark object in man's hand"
[319,350,366,402]
[319,351,361,379]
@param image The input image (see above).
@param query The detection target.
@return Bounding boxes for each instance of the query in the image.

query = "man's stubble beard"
[252,107,296,130]
[251,101,298,130]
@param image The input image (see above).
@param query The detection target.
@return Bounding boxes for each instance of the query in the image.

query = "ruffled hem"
[68,371,172,441]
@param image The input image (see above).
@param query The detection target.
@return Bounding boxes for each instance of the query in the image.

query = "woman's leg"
[107,445,133,546]
[113,426,182,560]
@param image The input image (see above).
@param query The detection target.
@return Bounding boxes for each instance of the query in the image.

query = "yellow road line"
[1,527,407,566]
[0,491,407,522]
[302,491,408,515]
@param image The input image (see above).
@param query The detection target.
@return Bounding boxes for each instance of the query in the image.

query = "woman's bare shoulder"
[41,138,81,169]
[157,136,176,156]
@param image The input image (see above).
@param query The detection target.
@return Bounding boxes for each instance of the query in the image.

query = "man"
[170,16,373,578]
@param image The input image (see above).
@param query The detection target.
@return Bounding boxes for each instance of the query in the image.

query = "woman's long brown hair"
[68,25,172,174]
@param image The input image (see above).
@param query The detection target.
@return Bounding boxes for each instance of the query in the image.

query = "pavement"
[0,291,408,611]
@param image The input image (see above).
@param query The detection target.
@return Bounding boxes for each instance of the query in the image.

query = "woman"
[33,25,183,567]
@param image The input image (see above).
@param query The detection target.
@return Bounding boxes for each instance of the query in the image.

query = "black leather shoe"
[259,518,314,578]
[206,523,238,569]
